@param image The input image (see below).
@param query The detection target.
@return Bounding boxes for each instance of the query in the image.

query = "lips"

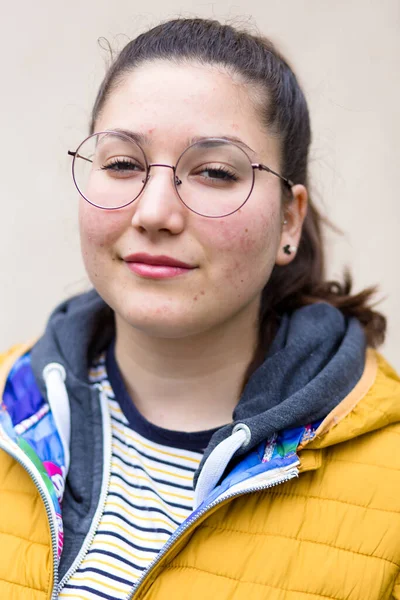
[123,253,194,269]
[123,253,196,279]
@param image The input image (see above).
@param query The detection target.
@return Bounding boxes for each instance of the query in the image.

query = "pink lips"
[123,253,195,279]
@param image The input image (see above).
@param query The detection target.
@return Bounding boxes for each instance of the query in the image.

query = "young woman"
[1,17,399,600]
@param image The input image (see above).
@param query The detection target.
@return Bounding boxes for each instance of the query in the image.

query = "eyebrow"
[110,128,146,145]
[188,135,256,156]
[111,128,256,156]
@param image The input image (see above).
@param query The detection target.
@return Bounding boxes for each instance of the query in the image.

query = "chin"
[114,297,212,339]
[124,316,209,340]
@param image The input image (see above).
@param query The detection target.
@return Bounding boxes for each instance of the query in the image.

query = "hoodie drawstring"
[194,423,251,509]
[43,363,71,474]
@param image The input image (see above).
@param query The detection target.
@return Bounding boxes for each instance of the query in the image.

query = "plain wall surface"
[1,0,399,368]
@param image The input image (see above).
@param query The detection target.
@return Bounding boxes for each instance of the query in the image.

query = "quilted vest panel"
[0,449,52,600]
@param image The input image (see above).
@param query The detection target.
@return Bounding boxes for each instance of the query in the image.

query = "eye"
[100,157,145,177]
[195,165,239,183]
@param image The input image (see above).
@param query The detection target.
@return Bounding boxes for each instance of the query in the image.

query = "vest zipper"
[0,430,60,600]
[57,383,113,594]
[124,459,300,600]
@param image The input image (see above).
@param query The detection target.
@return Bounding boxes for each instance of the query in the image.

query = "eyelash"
[199,166,239,181]
[101,158,143,171]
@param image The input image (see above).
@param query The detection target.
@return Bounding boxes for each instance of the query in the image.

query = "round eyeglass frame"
[68,130,294,219]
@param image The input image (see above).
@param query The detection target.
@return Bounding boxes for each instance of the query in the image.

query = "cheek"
[187,199,281,317]
[203,203,281,286]
[79,201,128,252]
[79,202,132,282]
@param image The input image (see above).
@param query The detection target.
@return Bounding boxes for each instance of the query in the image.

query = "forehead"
[95,61,279,160]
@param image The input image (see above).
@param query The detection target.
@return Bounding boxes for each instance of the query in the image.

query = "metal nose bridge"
[146,163,182,185]
[148,163,175,170]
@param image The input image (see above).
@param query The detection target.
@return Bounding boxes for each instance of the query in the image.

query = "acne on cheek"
[203,221,252,285]
[192,288,206,302]
[212,217,262,256]
[239,227,259,254]
[210,208,279,288]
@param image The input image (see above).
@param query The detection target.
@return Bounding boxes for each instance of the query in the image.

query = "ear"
[275,184,308,266]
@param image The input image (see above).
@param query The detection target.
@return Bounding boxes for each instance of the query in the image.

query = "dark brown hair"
[90,17,386,367]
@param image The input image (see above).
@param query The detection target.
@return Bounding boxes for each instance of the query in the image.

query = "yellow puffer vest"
[1,345,400,599]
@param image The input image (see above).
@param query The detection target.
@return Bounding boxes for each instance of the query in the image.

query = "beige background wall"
[1,0,399,369]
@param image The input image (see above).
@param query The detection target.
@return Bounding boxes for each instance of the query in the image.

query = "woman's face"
[79,61,304,338]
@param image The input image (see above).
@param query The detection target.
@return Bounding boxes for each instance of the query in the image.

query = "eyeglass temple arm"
[252,163,293,190]
[68,150,93,164]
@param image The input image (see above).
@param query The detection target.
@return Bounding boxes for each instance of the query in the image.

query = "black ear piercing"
[283,244,297,255]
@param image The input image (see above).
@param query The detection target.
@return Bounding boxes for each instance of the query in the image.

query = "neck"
[114,305,259,432]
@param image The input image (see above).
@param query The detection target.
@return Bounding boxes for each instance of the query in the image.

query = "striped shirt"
[59,346,215,600]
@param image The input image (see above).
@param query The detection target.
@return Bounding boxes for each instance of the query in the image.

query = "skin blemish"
[200,291,205,295]
[245,229,248,233]
[147,127,154,134]
[193,296,198,301]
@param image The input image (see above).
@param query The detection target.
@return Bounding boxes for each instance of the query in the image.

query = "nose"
[130,163,186,236]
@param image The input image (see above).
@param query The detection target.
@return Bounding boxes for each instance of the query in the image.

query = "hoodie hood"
[30,290,367,453]
[199,301,366,466]
[30,290,115,391]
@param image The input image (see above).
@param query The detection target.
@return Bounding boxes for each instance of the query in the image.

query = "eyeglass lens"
[73,132,255,217]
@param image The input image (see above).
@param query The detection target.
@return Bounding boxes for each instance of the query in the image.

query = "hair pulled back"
[90,18,386,372]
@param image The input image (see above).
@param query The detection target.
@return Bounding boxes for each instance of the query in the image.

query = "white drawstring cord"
[194,423,251,509]
[43,363,71,474]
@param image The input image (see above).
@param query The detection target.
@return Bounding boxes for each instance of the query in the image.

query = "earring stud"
[283,244,297,255]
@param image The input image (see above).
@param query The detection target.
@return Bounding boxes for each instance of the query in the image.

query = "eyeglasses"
[68,130,293,218]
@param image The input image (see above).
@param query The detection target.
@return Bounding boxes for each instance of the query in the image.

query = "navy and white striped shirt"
[59,344,215,599]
